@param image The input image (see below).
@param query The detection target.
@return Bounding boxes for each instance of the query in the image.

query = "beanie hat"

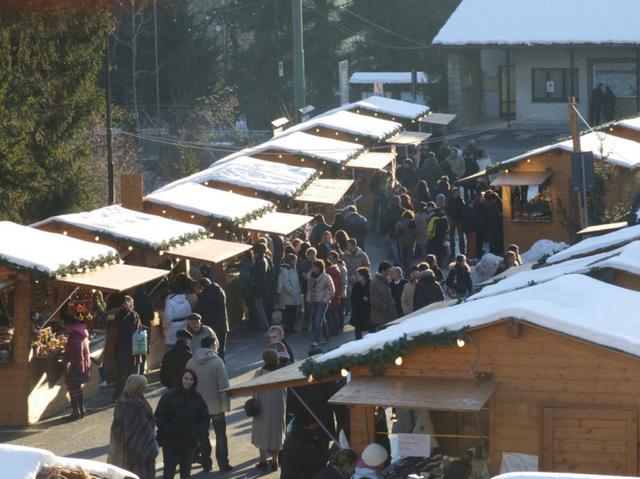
[361,443,388,468]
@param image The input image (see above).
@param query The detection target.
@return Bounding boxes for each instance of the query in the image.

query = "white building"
[433,0,640,126]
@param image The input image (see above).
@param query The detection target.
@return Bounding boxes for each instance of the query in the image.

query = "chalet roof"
[256,131,363,164]
[616,116,640,132]
[547,223,640,263]
[349,72,428,85]
[433,0,640,46]
[349,95,429,120]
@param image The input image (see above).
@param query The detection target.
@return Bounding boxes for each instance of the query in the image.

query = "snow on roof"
[595,240,640,276]
[0,222,118,275]
[349,72,428,84]
[145,183,274,222]
[37,205,206,249]
[503,131,640,169]
[616,116,640,132]
[547,223,640,263]
[351,95,429,120]
[521,239,568,264]
[0,444,138,479]
[433,0,640,46]
[257,131,364,164]
[280,110,402,141]
[315,274,640,363]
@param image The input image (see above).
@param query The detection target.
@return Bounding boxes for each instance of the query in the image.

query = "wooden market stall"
[344,152,396,218]
[227,274,640,476]
[485,131,640,250]
[0,222,168,426]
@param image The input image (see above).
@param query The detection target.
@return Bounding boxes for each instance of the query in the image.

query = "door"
[542,407,638,475]
[499,66,516,119]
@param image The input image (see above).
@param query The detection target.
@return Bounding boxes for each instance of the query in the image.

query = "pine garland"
[0,252,121,279]
[300,327,468,380]
[205,204,278,231]
[86,229,210,253]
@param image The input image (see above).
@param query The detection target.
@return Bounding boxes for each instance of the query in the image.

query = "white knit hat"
[361,443,388,468]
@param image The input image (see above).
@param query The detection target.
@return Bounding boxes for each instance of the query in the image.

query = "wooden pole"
[569,96,588,228]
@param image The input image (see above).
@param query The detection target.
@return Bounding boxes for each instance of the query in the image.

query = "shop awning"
[386,131,432,146]
[329,376,498,412]
[56,263,169,293]
[164,238,251,265]
[419,113,457,127]
[346,152,395,171]
[294,179,354,206]
[240,211,313,236]
[491,170,551,187]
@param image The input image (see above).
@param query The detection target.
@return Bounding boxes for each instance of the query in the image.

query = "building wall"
[447,50,482,126]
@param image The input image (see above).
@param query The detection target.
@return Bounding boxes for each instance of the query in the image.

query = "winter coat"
[131,292,154,328]
[421,158,442,190]
[431,265,445,284]
[342,248,370,284]
[343,212,368,247]
[446,152,466,179]
[414,211,431,246]
[108,394,157,479]
[309,222,331,246]
[114,308,141,359]
[352,464,383,479]
[64,323,90,385]
[251,367,287,451]
[186,348,229,416]
[413,270,444,311]
[369,273,396,327]
[394,217,416,249]
[238,258,253,297]
[401,281,417,315]
[461,204,478,234]
[464,155,480,177]
[251,254,269,298]
[163,293,192,346]
[307,272,335,304]
[446,195,465,223]
[427,208,449,241]
[396,165,417,190]
[446,265,473,297]
[298,258,313,295]
[337,261,348,299]
[317,241,338,261]
[386,204,405,237]
[278,263,302,306]
[188,324,217,352]
[280,423,328,479]
[155,387,209,448]
[195,282,229,334]
[327,265,342,311]
[160,342,193,389]
[389,279,408,317]
[350,280,372,331]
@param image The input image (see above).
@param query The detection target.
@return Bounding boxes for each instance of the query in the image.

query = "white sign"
[278,61,284,78]
[390,433,431,459]
[338,60,349,105]
[546,81,555,93]
[373,81,384,96]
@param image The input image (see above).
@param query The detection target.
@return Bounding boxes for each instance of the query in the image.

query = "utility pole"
[106,30,115,205]
[569,96,588,227]
[292,0,305,122]
[153,0,161,128]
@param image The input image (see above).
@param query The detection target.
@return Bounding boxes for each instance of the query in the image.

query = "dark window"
[532,68,578,102]
[510,180,553,221]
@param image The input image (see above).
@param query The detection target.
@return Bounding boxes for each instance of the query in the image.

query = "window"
[532,68,578,102]
[510,180,552,221]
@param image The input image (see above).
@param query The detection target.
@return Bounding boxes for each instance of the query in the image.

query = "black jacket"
[343,212,368,247]
[251,254,269,298]
[421,158,442,190]
[196,283,229,334]
[311,467,343,479]
[131,292,154,328]
[446,265,473,297]
[160,342,192,389]
[310,222,331,246]
[154,387,209,448]
[349,280,371,330]
[114,308,141,359]
[413,272,444,310]
[280,423,329,479]
[446,195,465,222]
[389,279,408,317]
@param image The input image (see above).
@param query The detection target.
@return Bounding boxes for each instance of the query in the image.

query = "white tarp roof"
[257,131,364,164]
[145,183,274,222]
[35,205,206,249]
[616,116,640,132]
[314,274,640,363]
[0,221,118,275]
[433,0,640,46]
[351,95,429,120]
[349,72,428,84]
[502,131,640,169]
[547,224,640,264]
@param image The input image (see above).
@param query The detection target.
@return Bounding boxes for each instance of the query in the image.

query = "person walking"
[446,187,466,258]
[163,278,194,348]
[350,267,372,340]
[63,314,91,420]
[195,278,229,360]
[389,266,407,318]
[113,295,141,401]
[446,254,474,299]
[413,264,444,311]
[462,151,480,203]
[108,374,157,479]
[278,253,302,334]
[300,247,318,333]
[186,336,232,473]
[309,214,331,247]
[369,261,396,330]
[186,313,217,352]
[307,259,336,347]
[445,147,466,182]
[343,239,370,310]
[252,349,287,472]
[394,210,416,273]
[155,369,210,479]
[425,254,444,283]
[280,416,328,479]
[326,251,343,336]
[343,205,368,249]
[160,330,193,389]
[420,152,442,191]
[251,243,271,331]
[427,196,450,268]
[604,85,616,122]
[400,265,420,316]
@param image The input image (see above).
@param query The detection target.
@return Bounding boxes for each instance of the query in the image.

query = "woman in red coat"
[64,316,91,420]
[326,251,342,337]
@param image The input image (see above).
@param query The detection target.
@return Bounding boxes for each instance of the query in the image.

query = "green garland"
[205,204,278,232]
[300,327,468,380]
[84,228,210,253]
[0,252,121,279]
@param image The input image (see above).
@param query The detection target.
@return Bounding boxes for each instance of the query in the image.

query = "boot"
[68,397,80,421]
[78,394,86,418]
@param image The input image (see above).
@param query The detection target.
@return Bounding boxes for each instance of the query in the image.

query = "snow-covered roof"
[521,239,568,264]
[315,274,640,363]
[349,72,428,84]
[547,223,640,263]
[503,131,640,169]
[0,222,118,275]
[433,0,640,46]
[351,95,430,120]
[616,116,640,132]
[0,443,138,479]
[36,205,206,250]
[257,131,364,164]
[145,183,274,223]
[593,240,640,276]
[280,110,402,141]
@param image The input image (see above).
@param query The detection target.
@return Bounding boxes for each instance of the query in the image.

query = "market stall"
[0,221,168,426]
[343,95,431,128]
[343,151,396,217]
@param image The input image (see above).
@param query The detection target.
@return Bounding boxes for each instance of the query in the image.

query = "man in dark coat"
[590,83,604,125]
[343,205,368,250]
[603,85,616,122]
[413,267,444,311]
[196,278,229,360]
[160,329,193,389]
[251,243,270,330]
[280,415,329,479]
[446,187,466,259]
[421,152,443,191]
[388,266,408,318]
[369,261,397,329]
[113,295,141,401]
[309,214,331,247]
[396,159,417,191]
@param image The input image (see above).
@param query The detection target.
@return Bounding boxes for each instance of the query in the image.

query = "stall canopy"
[386,131,431,146]
[256,131,364,165]
[346,152,395,171]
[419,112,457,127]
[294,179,354,206]
[491,170,551,186]
[56,263,168,293]
[329,376,498,412]
[577,221,628,236]
[164,238,252,266]
[240,211,313,236]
